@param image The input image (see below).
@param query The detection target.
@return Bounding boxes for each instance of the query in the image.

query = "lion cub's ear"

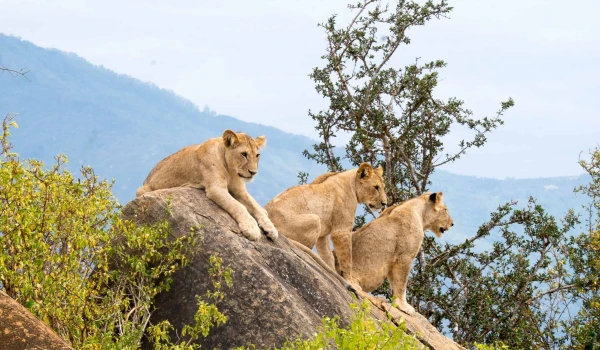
[357,162,374,179]
[254,135,267,150]
[375,165,384,176]
[223,130,240,148]
[429,192,443,204]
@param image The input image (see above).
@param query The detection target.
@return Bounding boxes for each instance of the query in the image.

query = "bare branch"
[0,65,30,81]
[525,283,577,305]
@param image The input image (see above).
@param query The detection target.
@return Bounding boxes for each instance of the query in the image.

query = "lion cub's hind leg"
[389,257,416,315]
[316,236,335,270]
[276,213,321,248]
[331,231,356,282]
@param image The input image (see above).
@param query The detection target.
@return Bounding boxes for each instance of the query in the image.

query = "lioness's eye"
[374,185,380,191]
[256,153,260,158]
[241,152,248,158]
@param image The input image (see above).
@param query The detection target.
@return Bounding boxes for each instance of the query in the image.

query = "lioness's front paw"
[238,219,262,241]
[393,299,416,315]
[258,217,279,240]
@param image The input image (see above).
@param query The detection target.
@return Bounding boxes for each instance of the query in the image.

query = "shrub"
[0,114,229,349]
[278,300,420,350]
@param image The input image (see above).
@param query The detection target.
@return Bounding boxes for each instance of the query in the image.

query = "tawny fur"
[349,192,454,315]
[265,163,387,284]
[310,172,338,184]
[136,130,278,241]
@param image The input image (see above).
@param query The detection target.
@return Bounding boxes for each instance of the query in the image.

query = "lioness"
[265,163,387,282]
[136,130,278,241]
[349,192,454,315]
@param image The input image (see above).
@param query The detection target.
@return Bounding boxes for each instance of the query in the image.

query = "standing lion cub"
[349,192,454,315]
[265,163,387,282]
[136,130,278,241]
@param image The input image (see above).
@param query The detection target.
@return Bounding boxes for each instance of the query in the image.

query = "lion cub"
[349,192,453,315]
[265,163,387,282]
[136,130,278,241]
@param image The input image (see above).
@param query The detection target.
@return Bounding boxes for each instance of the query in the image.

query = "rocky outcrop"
[0,291,72,350]
[123,187,464,350]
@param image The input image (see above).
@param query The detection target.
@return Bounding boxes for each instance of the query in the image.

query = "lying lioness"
[136,130,278,241]
[349,192,454,315]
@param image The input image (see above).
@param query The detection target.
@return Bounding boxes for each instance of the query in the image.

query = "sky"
[1,0,599,178]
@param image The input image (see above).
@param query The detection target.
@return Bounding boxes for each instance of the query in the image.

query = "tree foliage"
[412,199,579,347]
[305,1,597,348]
[305,0,513,203]
[0,114,230,349]
[564,148,600,348]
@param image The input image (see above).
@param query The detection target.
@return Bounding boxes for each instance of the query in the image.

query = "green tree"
[304,0,513,270]
[0,114,230,349]
[304,1,591,348]
[565,148,600,348]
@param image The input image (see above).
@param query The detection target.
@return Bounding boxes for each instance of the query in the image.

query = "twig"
[0,65,31,81]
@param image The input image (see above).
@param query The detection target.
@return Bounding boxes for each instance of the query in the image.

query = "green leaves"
[279,300,420,350]
[0,115,228,349]
[301,1,600,348]
[412,199,579,347]
[565,148,600,348]
[306,0,513,206]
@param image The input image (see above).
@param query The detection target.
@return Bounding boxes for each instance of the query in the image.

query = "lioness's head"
[424,192,454,238]
[355,163,388,213]
[222,129,266,182]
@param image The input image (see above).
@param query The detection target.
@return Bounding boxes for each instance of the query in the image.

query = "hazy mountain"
[0,34,327,206]
[0,33,590,244]
[433,171,589,243]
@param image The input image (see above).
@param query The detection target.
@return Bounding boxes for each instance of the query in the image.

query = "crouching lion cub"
[136,130,278,241]
[349,192,454,315]
[265,163,387,283]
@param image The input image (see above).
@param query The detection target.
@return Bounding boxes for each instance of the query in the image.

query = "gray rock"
[122,187,464,349]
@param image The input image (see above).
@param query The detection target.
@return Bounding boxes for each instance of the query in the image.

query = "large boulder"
[0,291,72,350]
[123,187,464,349]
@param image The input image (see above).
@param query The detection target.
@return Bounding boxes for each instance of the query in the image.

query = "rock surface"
[123,187,464,349]
[0,291,72,350]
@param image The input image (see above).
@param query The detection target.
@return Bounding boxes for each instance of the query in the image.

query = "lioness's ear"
[429,192,443,203]
[255,135,267,150]
[222,129,239,148]
[357,163,373,179]
[375,165,384,176]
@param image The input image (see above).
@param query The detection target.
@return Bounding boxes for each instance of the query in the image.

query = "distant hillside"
[0,34,590,244]
[0,34,326,205]
[433,171,589,243]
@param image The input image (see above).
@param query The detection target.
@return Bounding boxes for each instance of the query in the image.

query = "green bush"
[474,341,511,350]
[0,114,229,349]
[278,300,420,350]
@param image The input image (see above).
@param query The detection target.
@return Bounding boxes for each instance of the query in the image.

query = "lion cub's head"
[425,192,454,238]
[222,130,266,182]
[355,163,388,213]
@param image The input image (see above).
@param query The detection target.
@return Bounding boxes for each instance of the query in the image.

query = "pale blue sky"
[2,0,599,178]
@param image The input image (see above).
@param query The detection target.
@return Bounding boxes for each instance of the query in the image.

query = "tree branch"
[0,65,30,81]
